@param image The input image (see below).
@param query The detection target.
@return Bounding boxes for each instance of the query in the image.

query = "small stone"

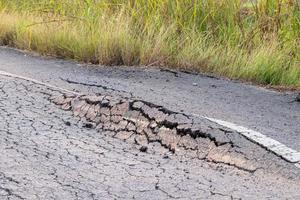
[192,83,198,86]
[83,123,94,129]
[64,121,71,126]
[139,146,148,153]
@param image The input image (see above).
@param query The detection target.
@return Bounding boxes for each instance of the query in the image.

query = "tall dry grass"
[0,0,300,87]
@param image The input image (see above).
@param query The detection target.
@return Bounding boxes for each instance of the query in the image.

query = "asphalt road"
[0,60,300,200]
[0,47,299,152]
[0,46,300,199]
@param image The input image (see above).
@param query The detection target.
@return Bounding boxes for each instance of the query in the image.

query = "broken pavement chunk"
[178,135,198,150]
[72,100,86,117]
[132,101,144,110]
[111,102,130,116]
[115,131,134,140]
[79,103,91,118]
[83,95,103,104]
[135,135,148,146]
[51,95,66,105]
[61,103,71,111]
[86,104,98,121]
[157,127,180,152]
[165,113,191,127]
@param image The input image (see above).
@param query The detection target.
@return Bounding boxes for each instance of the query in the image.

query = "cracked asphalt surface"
[1,69,300,200]
[0,47,299,152]
[0,47,300,199]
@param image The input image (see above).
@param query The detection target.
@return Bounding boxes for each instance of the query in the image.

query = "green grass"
[0,0,300,88]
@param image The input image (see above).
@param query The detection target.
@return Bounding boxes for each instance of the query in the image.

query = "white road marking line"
[204,117,300,168]
[0,70,80,95]
[1,70,299,168]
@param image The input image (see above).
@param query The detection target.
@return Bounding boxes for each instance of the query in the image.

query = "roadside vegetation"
[0,0,300,88]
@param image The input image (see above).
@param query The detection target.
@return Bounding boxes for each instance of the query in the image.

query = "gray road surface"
[0,47,300,199]
[0,47,299,152]
[0,65,300,199]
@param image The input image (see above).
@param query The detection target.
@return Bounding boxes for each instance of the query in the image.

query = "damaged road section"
[1,73,300,199]
[50,91,298,174]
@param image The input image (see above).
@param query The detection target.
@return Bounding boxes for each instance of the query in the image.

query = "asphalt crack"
[49,90,291,173]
